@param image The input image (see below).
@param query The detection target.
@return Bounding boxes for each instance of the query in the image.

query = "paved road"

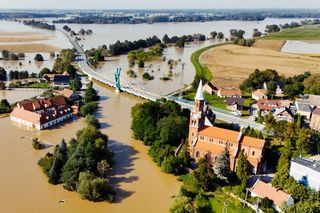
[64,32,264,130]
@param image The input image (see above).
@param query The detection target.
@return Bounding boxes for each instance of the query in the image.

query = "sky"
[2,0,320,10]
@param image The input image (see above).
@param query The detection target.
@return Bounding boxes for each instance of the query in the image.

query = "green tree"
[215,145,231,179]
[236,150,249,191]
[1,50,9,59]
[77,171,114,202]
[194,158,216,192]
[170,196,195,213]
[38,152,54,175]
[272,150,291,190]
[80,103,98,117]
[38,67,51,78]
[69,77,82,91]
[9,53,19,60]
[84,82,99,103]
[138,59,145,68]
[34,53,44,61]
[48,140,68,184]
[85,114,101,128]
[97,160,111,178]
[0,99,11,114]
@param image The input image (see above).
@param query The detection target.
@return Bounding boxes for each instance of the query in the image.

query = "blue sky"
[3,0,320,9]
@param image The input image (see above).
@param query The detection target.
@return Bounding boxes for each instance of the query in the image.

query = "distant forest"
[0,12,64,19]
[53,9,320,24]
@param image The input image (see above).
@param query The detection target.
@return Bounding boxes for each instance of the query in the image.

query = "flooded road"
[0,84,180,213]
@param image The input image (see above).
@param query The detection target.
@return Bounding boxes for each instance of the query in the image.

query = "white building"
[290,158,320,191]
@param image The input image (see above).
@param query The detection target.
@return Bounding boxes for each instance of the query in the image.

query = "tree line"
[23,20,56,31]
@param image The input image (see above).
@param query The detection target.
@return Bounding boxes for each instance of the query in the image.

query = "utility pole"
[178,62,185,100]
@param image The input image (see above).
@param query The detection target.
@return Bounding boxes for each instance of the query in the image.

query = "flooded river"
[0,84,180,213]
[0,18,307,212]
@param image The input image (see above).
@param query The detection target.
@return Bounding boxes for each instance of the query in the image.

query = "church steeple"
[188,80,205,148]
[195,80,204,101]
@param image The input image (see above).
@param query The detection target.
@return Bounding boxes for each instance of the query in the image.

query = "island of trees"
[23,20,56,31]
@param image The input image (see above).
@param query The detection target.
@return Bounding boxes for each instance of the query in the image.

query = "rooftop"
[198,126,240,143]
[218,88,242,97]
[226,97,244,106]
[313,107,320,116]
[251,179,291,207]
[291,157,320,173]
[309,95,320,107]
[195,80,204,101]
[295,99,311,112]
[257,99,281,111]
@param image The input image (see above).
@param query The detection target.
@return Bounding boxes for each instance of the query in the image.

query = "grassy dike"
[190,42,229,83]
[261,26,320,40]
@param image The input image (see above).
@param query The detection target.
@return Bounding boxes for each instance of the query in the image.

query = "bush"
[142,72,154,80]
[32,138,43,150]
[9,53,19,60]
[38,152,54,175]
[85,114,101,128]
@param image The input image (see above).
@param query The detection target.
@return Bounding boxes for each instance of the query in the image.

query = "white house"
[290,158,320,191]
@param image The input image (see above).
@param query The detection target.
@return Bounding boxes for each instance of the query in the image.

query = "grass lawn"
[262,26,320,40]
[184,91,227,110]
[210,188,253,213]
[191,43,229,82]
[27,82,52,88]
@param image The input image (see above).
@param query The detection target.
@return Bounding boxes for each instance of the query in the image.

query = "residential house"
[252,89,267,101]
[226,97,244,112]
[295,99,312,120]
[217,88,242,98]
[273,107,295,123]
[250,179,294,212]
[188,81,265,174]
[203,82,218,95]
[53,88,80,102]
[257,99,281,113]
[310,108,320,131]
[308,95,320,109]
[44,71,71,87]
[290,158,320,191]
[10,96,73,130]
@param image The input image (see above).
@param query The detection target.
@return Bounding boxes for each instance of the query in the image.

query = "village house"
[226,97,244,112]
[295,99,312,120]
[217,87,242,98]
[273,107,295,123]
[250,179,294,212]
[310,108,320,131]
[188,81,265,174]
[44,71,71,87]
[257,99,281,114]
[290,157,320,191]
[10,96,73,130]
[252,89,267,101]
[53,88,81,102]
[203,82,218,95]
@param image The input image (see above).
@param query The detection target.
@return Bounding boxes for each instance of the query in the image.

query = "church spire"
[195,80,204,101]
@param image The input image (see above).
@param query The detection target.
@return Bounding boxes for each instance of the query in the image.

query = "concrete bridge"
[64,32,264,130]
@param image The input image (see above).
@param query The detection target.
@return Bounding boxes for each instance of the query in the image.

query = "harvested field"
[0,43,60,53]
[253,40,285,51]
[201,44,320,88]
[0,36,52,43]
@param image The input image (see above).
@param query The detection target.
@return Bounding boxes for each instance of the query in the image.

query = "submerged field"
[201,44,320,88]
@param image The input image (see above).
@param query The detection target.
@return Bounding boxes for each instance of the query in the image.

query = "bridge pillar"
[115,68,121,93]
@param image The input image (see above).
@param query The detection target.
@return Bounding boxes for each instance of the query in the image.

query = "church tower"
[188,80,205,148]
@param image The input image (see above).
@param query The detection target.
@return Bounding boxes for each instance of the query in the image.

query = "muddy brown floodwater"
[0,84,180,213]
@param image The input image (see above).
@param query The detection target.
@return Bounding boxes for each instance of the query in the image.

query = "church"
[188,81,266,174]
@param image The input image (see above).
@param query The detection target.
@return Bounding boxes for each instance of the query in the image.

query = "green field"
[262,26,320,40]
[191,43,229,82]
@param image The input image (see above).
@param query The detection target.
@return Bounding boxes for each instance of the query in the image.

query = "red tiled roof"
[251,180,291,207]
[242,136,265,149]
[257,99,281,111]
[198,126,240,143]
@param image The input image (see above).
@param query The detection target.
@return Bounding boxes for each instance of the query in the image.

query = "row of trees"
[240,69,312,99]
[23,20,55,30]
[109,36,161,56]
[1,50,25,60]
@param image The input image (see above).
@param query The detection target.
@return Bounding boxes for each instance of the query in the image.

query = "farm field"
[262,26,320,40]
[200,44,320,88]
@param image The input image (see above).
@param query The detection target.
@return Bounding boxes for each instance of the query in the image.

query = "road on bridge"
[63,31,264,130]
